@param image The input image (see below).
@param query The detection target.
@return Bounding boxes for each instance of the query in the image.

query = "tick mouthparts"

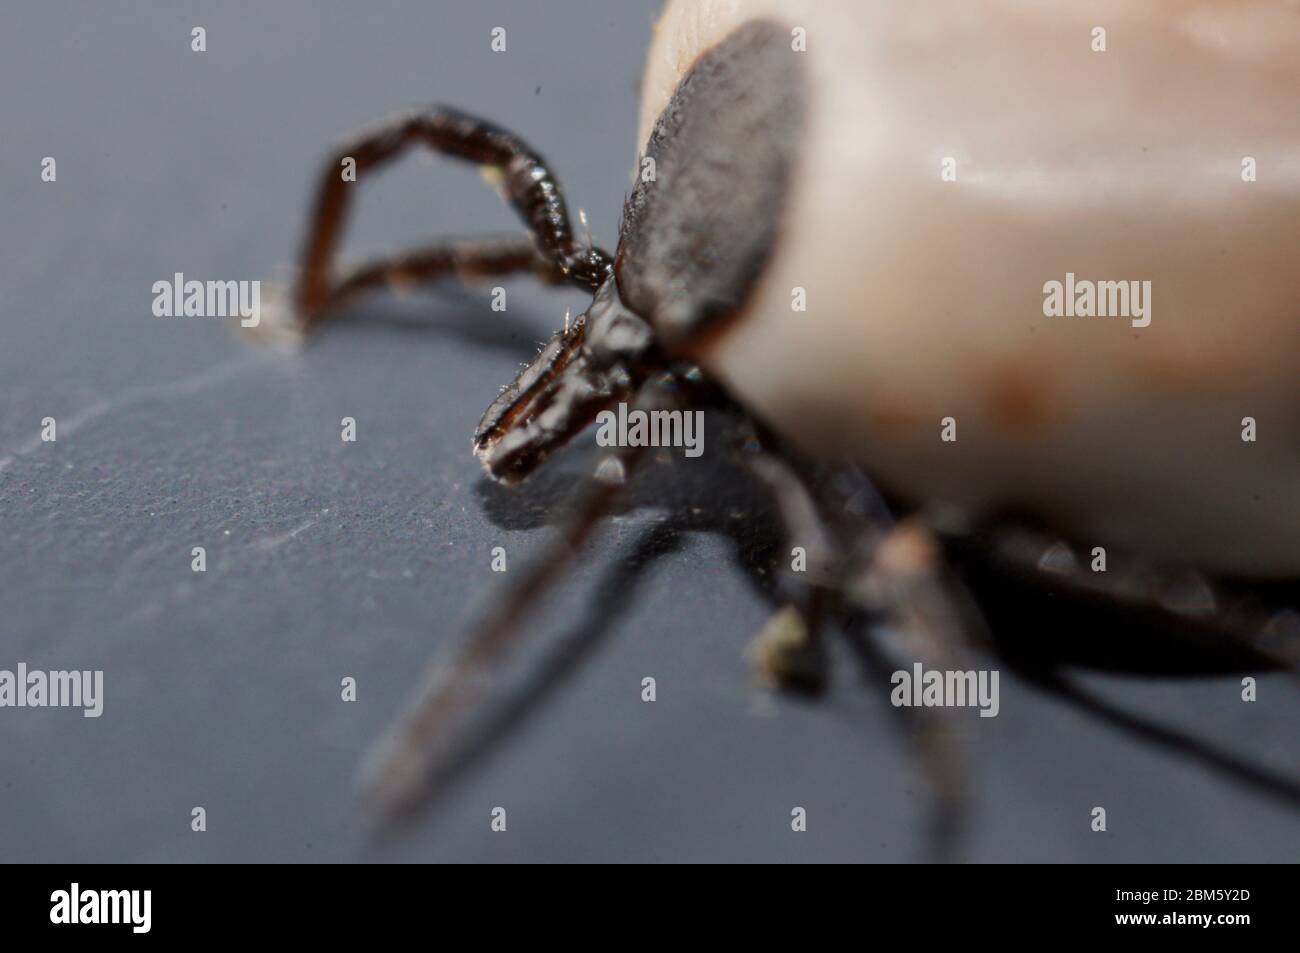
[473,320,587,461]
[474,370,626,486]
[472,276,655,482]
[471,313,630,485]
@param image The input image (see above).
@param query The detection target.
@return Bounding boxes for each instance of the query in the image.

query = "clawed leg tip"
[747,604,829,697]
[237,275,310,352]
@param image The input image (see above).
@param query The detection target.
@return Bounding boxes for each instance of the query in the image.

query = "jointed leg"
[958,526,1300,678]
[946,525,1300,810]
[359,382,679,825]
[844,516,986,857]
[293,106,613,328]
[737,432,978,855]
[310,235,556,323]
[739,437,838,695]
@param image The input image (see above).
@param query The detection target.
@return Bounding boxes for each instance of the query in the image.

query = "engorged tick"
[270,11,1300,847]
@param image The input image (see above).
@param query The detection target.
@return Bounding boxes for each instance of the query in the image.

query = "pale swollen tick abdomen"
[638,0,1300,576]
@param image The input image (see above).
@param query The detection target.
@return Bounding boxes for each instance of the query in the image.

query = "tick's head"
[473,277,658,483]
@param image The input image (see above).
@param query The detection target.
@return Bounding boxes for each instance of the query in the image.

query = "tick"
[269,5,1300,846]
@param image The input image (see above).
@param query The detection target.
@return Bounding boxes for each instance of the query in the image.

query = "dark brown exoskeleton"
[280,21,1300,850]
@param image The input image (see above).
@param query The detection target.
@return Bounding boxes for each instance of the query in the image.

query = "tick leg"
[946,528,1300,809]
[300,235,559,329]
[740,433,977,856]
[839,518,986,858]
[959,527,1300,679]
[293,106,613,327]
[739,446,837,695]
[1037,670,1300,808]
[359,383,676,826]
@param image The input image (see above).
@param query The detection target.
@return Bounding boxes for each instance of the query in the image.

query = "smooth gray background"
[1,1,1296,862]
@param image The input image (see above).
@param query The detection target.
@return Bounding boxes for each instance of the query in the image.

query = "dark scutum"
[616,19,807,350]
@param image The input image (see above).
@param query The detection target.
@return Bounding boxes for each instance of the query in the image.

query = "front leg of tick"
[287,106,612,331]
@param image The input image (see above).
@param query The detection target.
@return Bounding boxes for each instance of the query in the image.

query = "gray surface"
[1,1,1296,863]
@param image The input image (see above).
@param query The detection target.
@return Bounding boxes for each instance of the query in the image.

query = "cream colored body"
[637,0,1300,576]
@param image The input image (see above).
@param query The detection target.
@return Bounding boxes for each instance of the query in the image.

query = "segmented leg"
[741,432,979,856]
[310,235,558,322]
[941,524,1300,807]
[840,518,984,858]
[293,106,613,327]
[1038,670,1300,807]
[738,442,838,695]
[956,526,1300,679]
[359,383,677,825]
